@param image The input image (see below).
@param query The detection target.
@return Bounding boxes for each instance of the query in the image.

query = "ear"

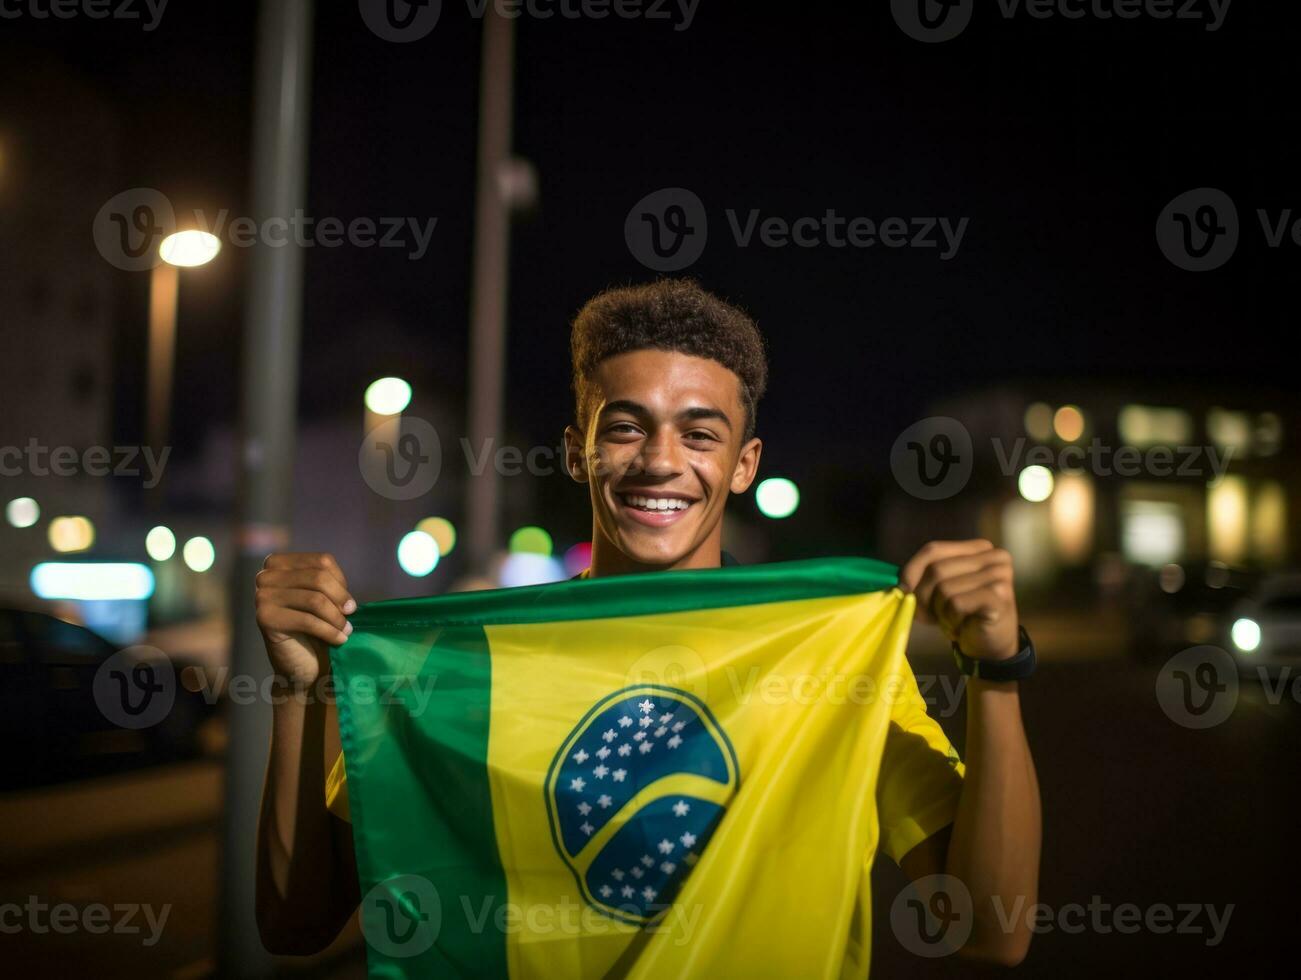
[730,436,763,494]
[563,425,589,483]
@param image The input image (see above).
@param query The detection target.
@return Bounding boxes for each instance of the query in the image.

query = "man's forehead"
[592,349,744,411]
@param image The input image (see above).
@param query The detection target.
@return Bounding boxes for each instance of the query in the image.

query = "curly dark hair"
[570,278,769,441]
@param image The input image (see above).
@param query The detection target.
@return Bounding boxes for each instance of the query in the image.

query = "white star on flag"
[618,716,634,728]
[596,746,611,760]
[638,716,654,728]
[622,885,635,898]
[593,765,609,779]
[580,822,594,836]
[667,735,683,748]
[672,721,686,732]
[639,699,655,714]
[597,794,613,808]
[612,869,624,881]
[577,802,592,815]
[602,729,617,742]
[640,855,655,867]
[657,838,674,854]
[638,741,653,754]
[659,713,673,724]
[572,748,589,764]
[570,777,586,792]
[672,800,690,817]
[631,867,643,879]
[612,769,627,781]
[680,831,697,847]
[617,743,632,757]
[599,885,613,898]
[642,886,657,903]
[632,731,646,742]
[661,862,676,874]
[654,726,667,737]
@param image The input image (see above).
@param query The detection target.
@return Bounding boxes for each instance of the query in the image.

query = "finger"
[936,583,1015,639]
[899,540,995,593]
[255,567,355,612]
[257,588,351,633]
[913,553,1012,621]
[913,549,1010,601]
[261,553,350,593]
[256,606,351,647]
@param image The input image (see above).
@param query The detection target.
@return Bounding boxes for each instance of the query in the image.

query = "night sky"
[5,0,1297,553]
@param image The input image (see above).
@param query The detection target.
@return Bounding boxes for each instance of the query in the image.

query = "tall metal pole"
[220,1,313,975]
[465,7,517,574]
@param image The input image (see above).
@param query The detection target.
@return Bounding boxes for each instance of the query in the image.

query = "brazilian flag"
[330,557,963,978]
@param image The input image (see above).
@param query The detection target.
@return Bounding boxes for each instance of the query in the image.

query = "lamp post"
[147,229,221,461]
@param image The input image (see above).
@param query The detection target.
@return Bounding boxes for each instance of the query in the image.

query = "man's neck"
[587,532,723,579]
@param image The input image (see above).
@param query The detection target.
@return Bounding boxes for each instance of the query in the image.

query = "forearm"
[255,691,354,953]
[946,678,1041,965]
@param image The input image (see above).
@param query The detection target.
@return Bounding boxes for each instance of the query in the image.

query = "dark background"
[2,2,1297,977]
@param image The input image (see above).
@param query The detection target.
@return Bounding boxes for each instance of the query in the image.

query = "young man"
[254,278,1040,965]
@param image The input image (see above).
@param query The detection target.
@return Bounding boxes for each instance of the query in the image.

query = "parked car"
[0,607,217,789]
[1127,561,1256,661]
[1225,574,1301,679]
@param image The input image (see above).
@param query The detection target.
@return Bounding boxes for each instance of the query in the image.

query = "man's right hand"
[254,552,356,687]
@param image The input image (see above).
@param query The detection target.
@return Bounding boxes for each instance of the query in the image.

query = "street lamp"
[148,230,222,465]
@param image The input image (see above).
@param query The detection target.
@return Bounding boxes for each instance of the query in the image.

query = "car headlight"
[1231,617,1261,653]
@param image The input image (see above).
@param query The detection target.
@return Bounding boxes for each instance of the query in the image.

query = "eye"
[606,422,642,436]
[684,429,719,444]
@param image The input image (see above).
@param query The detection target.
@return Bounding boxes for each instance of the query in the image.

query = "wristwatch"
[952,626,1036,682]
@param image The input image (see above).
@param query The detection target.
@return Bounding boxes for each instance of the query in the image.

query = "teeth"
[623,494,689,511]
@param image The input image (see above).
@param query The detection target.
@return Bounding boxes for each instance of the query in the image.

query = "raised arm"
[253,552,361,954]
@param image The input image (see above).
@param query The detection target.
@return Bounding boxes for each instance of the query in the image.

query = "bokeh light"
[1231,617,1261,653]
[159,229,222,267]
[183,536,216,572]
[1053,405,1085,442]
[365,377,412,416]
[398,530,439,576]
[509,525,553,556]
[48,516,94,553]
[1017,466,1055,503]
[5,496,39,528]
[755,477,800,519]
[563,541,593,577]
[416,516,457,556]
[145,525,177,561]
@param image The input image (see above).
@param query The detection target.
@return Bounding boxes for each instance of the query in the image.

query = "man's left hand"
[900,540,1019,661]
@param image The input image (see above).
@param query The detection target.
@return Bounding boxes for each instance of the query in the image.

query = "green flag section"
[330,556,964,979]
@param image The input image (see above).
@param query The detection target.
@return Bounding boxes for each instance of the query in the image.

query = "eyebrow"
[600,399,733,430]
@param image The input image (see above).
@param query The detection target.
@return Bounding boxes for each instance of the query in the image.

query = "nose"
[634,425,684,478]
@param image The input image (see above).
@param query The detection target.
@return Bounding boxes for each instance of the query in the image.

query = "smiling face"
[565,349,762,575]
